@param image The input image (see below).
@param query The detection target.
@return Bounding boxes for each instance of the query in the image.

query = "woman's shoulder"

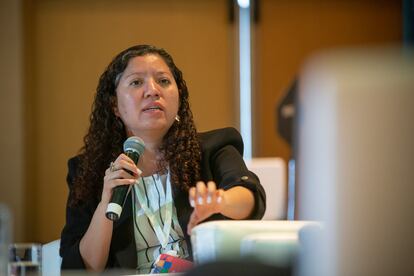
[197,127,244,156]
[67,155,82,172]
[66,155,83,187]
[68,155,80,166]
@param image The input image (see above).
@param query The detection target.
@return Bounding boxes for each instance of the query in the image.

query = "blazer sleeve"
[59,157,94,269]
[199,127,266,219]
[60,156,134,270]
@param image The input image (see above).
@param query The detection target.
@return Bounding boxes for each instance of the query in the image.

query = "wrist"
[100,189,112,205]
[97,201,109,214]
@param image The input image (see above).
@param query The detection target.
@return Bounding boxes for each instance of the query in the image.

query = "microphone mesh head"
[123,136,145,155]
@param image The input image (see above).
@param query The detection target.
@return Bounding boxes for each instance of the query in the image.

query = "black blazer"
[60,127,266,270]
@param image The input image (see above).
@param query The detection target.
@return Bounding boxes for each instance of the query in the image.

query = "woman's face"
[115,54,179,139]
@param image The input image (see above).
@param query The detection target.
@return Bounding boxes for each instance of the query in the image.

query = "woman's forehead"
[125,54,170,71]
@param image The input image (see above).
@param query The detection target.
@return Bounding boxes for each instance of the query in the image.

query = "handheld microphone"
[106,136,145,221]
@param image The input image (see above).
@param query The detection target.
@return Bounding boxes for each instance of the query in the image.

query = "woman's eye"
[130,80,143,86]
[159,78,171,86]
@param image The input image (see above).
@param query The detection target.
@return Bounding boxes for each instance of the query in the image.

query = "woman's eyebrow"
[155,70,172,76]
[123,72,144,79]
[123,71,171,79]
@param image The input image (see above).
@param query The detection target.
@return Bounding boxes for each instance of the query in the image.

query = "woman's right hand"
[80,153,141,271]
[101,153,141,204]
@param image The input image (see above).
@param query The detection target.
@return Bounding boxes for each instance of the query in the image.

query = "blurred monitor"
[295,46,414,276]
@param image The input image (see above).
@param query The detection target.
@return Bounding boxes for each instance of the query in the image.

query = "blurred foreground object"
[0,204,11,276]
[191,220,319,268]
[9,243,42,276]
[296,46,414,276]
[185,259,291,276]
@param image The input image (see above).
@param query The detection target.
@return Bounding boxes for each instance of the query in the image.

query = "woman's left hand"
[187,181,225,235]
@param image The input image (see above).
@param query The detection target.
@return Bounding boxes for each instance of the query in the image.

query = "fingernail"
[137,168,142,175]
[190,199,195,207]
[129,179,136,183]
[206,195,212,204]
[198,197,203,205]
[217,196,222,204]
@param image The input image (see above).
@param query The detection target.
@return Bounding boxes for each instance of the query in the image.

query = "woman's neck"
[125,129,166,176]
[137,141,164,177]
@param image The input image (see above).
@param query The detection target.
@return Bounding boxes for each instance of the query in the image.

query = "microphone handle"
[125,150,140,165]
[106,150,141,221]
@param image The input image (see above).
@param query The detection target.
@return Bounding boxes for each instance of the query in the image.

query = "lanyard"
[134,171,174,249]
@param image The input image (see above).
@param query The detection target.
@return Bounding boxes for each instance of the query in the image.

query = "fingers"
[196,181,207,205]
[206,181,215,204]
[106,154,141,176]
[104,169,137,184]
[103,177,136,190]
[101,154,141,203]
[106,154,141,184]
[189,181,214,208]
[187,181,225,235]
[216,189,224,204]
[189,181,223,207]
[189,187,196,207]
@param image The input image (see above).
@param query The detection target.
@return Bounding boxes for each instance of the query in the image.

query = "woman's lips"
[143,106,162,111]
[142,102,164,112]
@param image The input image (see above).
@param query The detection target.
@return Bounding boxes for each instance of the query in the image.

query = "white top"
[132,173,189,274]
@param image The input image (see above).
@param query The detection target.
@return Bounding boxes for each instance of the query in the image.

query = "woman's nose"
[144,78,160,99]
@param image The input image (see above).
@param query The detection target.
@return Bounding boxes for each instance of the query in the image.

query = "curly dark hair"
[70,45,201,206]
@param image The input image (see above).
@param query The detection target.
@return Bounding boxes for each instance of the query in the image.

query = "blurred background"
[0,0,403,244]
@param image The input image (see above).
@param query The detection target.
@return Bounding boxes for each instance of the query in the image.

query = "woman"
[60,44,266,273]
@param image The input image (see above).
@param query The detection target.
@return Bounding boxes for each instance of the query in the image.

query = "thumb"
[187,210,199,235]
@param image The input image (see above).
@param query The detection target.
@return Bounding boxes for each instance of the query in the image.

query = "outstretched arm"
[187,181,254,235]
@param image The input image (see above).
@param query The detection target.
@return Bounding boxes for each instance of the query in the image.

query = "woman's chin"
[130,123,173,137]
